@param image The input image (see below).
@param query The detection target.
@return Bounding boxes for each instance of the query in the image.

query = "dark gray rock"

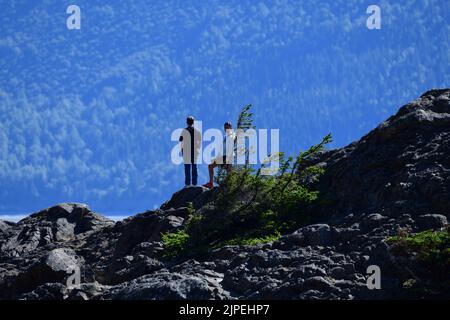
[341,263,356,274]
[303,276,334,291]
[104,255,164,285]
[210,246,241,261]
[335,227,361,243]
[113,211,184,257]
[291,264,327,278]
[162,207,191,218]
[1,203,114,258]
[360,214,388,232]
[105,272,230,300]
[416,214,448,230]
[308,89,450,218]
[277,232,305,247]
[66,290,89,300]
[160,186,208,210]
[0,220,15,233]
[131,241,165,257]
[19,283,68,300]
[1,248,84,298]
[66,282,104,300]
[329,267,346,279]
[248,250,269,268]
[298,224,336,246]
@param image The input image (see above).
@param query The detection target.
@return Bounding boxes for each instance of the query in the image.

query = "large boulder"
[113,211,184,257]
[0,203,114,258]
[101,255,164,285]
[416,214,448,231]
[104,272,230,300]
[0,220,14,233]
[1,248,84,298]
[360,214,388,232]
[302,224,336,246]
[160,186,214,210]
[19,283,68,300]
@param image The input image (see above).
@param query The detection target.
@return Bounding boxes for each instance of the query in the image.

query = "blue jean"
[184,164,198,185]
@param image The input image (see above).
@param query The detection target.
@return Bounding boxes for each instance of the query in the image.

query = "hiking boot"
[202,182,214,189]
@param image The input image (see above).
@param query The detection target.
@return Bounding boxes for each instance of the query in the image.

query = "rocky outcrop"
[161,186,216,210]
[0,203,114,259]
[309,89,450,221]
[0,220,14,233]
[104,271,230,300]
[0,203,112,298]
[0,89,449,300]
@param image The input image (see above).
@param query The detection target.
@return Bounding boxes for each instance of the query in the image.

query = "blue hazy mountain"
[0,1,449,215]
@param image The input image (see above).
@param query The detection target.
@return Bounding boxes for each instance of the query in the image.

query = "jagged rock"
[19,283,68,300]
[309,89,450,219]
[298,224,336,246]
[0,220,14,233]
[160,186,217,210]
[104,255,164,285]
[113,211,184,257]
[292,264,327,278]
[160,186,206,210]
[162,207,191,218]
[43,248,83,274]
[276,232,305,248]
[66,290,89,300]
[329,267,346,279]
[360,214,388,232]
[131,241,165,257]
[0,203,114,258]
[1,248,84,298]
[65,282,105,300]
[334,227,361,243]
[303,276,334,291]
[416,214,448,231]
[104,272,230,300]
[210,246,242,261]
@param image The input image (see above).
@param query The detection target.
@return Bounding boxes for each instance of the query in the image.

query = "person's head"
[186,116,194,126]
[224,121,232,131]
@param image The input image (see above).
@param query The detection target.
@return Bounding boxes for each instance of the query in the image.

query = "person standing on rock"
[179,116,202,187]
[203,121,235,189]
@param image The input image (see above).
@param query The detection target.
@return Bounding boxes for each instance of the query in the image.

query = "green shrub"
[161,230,189,258]
[387,228,450,296]
[218,232,281,247]
[388,229,450,264]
